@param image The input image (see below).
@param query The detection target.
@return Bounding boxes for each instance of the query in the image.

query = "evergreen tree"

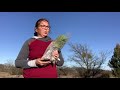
[108,44,120,77]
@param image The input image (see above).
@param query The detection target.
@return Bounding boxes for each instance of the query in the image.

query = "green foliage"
[108,43,120,77]
[54,34,69,49]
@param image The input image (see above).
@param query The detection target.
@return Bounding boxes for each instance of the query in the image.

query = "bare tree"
[4,60,22,75]
[68,43,109,78]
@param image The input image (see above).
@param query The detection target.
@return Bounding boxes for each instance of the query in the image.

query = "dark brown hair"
[34,18,50,36]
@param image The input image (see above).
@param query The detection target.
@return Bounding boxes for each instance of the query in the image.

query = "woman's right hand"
[35,58,51,66]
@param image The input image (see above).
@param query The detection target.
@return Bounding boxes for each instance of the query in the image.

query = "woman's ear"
[35,27,38,33]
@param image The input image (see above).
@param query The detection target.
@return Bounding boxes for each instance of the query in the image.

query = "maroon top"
[23,39,57,78]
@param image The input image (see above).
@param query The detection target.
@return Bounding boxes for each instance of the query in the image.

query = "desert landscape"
[0,72,23,78]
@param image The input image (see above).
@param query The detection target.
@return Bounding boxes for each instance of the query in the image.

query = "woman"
[15,18,64,78]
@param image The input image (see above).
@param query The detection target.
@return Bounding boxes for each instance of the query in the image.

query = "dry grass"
[0,71,23,78]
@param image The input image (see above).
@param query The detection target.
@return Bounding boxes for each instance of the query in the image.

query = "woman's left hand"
[52,50,59,59]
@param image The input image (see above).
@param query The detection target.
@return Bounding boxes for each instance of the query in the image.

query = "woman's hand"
[35,58,51,66]
[35,50,59,66]
[52,50,59,60]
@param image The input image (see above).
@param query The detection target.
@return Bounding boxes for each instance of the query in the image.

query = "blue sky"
[0,12,120,70]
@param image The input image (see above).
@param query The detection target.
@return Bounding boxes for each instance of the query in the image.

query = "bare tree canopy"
[68,43,110,78]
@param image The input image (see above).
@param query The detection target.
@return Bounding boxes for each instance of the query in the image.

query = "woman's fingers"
[36,58,51,66]
[52,50,59,58]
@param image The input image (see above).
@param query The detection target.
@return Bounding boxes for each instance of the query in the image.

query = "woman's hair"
[34,18,50,36]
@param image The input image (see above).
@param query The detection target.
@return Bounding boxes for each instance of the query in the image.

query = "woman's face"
[36,20,50,38]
